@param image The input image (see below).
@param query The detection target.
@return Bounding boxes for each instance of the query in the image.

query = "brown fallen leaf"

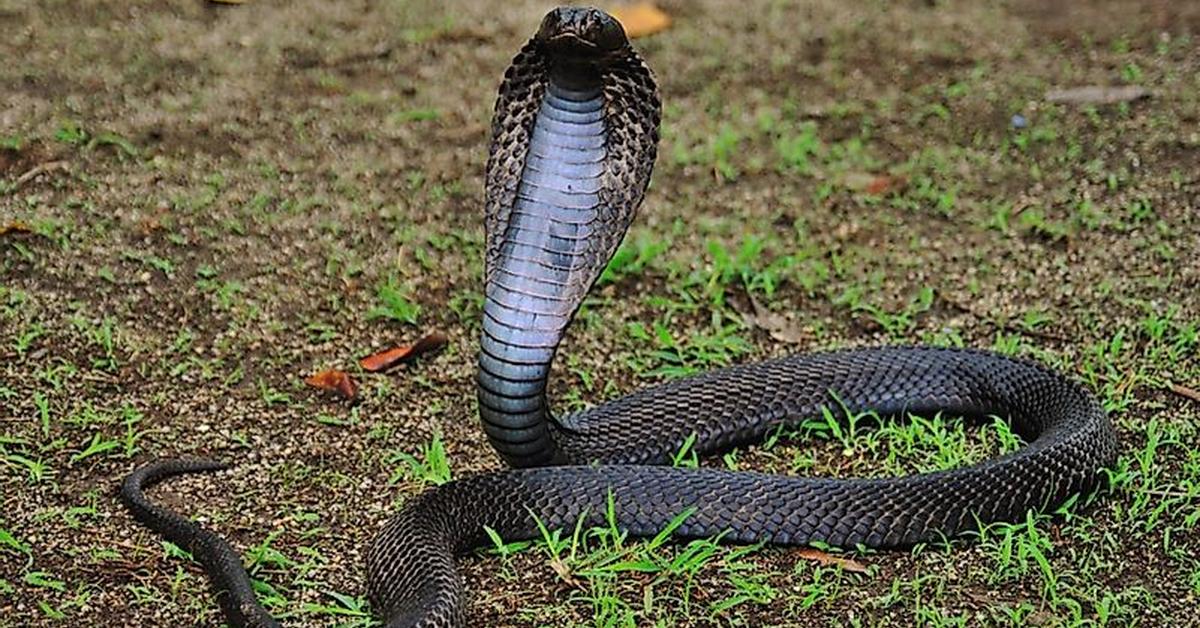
[795,548,868,574]
[138,203,171,236]
[305,369,357,399]
[838,171,877,191]
[865,174,906,196]
[739,295,810,345]
[548,557,584,589]
[838,172,906,196]
[610,2,672,38]
[0,222,33,237]
[360,332,449,372]
[1045,85,1150,105]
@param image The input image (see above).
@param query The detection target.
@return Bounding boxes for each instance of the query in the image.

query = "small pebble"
[1011,114,1028,129]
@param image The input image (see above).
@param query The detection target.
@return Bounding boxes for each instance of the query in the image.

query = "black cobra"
[121,7,1118,627]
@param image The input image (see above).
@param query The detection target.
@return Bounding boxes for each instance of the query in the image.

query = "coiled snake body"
[121,7,1118,627]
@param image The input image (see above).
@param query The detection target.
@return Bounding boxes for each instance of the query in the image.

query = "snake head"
[535,6,629,59]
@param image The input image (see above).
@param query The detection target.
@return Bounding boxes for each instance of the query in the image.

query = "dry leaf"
[359,332,448,372]
[548,557,583,589]
[838,171,877,191]
[740,295,810,345]
[359,346,417,372]
[840,172,905,196]
[795,548,868,573]
[610,2,672,38]
[1045,85,1150,105]
[305,369,357,399]
[865,175,906,195]
[0,222,33,237]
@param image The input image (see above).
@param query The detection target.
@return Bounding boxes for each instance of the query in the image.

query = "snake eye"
[536,8,566,41]
[594,16,627,50]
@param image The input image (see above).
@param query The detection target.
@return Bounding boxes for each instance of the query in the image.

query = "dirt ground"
[1,0,1198,626]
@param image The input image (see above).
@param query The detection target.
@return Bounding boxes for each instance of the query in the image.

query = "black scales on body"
[120,7,1118,627]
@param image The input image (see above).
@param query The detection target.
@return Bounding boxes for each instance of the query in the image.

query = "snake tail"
[120,459,280,628]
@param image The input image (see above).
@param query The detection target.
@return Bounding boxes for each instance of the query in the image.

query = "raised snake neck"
[478,8,660,467]
[120,7,1118,628]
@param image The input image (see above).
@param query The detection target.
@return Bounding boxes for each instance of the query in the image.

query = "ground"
[1,0,1198,626]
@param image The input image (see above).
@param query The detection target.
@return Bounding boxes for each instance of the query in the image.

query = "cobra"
[121,6,1118,627]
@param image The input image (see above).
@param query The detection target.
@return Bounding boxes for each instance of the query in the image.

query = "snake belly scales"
[120,7,1118,627]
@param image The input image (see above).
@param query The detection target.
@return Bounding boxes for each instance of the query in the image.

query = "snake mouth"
[544,33,601,52]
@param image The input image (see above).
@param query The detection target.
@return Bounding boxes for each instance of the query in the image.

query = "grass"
[387,433,452,487]
[1,0,1198,626]
[367,275,422,326]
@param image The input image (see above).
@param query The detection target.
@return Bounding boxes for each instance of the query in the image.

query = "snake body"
[121,7,1118,627]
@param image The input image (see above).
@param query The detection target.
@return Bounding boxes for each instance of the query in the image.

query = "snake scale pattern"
[120,7,1118,627]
